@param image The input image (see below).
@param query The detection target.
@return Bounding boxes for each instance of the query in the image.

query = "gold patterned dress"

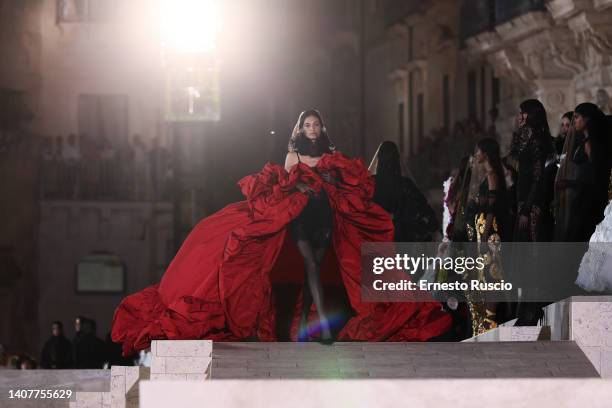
[466,177,505,335]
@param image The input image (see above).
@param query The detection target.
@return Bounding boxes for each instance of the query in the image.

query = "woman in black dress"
[285,109,336,343]
[370,141,440,242]
[567,103,609,242]
[509,99,554,242]
[508,99,555,325]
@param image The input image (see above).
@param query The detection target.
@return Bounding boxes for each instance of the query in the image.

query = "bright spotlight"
[158,0,219,53]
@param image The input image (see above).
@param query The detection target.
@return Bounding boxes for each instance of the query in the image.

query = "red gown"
[111,153,451,356]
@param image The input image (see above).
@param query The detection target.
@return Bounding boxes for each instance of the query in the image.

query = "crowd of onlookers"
[40,133,172,201]
[440,100,611,334]
[0,317,133,370]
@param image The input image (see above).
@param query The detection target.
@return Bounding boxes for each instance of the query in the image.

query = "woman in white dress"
[576,201,612,293]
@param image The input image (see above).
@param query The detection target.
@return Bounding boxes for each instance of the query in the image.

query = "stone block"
[165,356,212,374]
[151,340,212,357]
[110,365,149,408]
[150,373,188,381]
[76,392,103,408]
[602,347,612,377]
[151,355,166,374]
[543,296,612,377]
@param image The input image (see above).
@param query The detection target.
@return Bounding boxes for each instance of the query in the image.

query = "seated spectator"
[20,357,37,370]
[62,134,81,162]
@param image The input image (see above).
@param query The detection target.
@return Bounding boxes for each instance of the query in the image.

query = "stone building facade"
[342,0,612,162]
[1,0,174,356]
[466,0,612,146]
[0,0,45,358]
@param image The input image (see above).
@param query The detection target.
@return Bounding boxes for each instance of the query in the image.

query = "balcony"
[40,157,172,202]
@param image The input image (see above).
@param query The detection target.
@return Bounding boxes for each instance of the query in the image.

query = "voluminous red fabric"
[111,153,451,355]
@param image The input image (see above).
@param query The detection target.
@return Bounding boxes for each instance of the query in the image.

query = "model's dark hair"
[289,109,335,156]
[575,103,606,136]
[520,99,551,136]
[375,141,402,178]
[520,99,554,155]
[562,111,574,122]
[476,137,506,192]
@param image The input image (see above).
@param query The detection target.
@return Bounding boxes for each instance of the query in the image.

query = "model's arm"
[284,152,298,172]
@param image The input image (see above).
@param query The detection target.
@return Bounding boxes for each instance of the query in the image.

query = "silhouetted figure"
[73,316,106,369]
[104,333,134,368]
[40,321,73,369]
[370,141,440,242]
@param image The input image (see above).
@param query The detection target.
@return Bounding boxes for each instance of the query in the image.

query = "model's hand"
[320,172,336,185]
[296,182,314,195]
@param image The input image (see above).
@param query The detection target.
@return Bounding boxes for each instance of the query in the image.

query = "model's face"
[52,324,61,337]
[560,117,571,136]
[75,318,81,332]
[302,116,321,140]
[474,147,486,164]
[573,113,587,133]
[517,110,528,127]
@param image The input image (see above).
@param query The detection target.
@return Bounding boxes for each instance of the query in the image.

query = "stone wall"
[37,201,172,353]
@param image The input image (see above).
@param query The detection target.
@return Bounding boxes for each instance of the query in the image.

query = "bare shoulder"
[284,151,299,171]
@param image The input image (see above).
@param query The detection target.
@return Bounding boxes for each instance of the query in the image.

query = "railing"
[40,159,171,202]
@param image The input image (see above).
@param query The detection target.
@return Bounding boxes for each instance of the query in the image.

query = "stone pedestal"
[150,340,213,381]
[544,296,612,377]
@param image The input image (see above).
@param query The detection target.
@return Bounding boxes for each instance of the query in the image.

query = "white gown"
[575,201,612,292]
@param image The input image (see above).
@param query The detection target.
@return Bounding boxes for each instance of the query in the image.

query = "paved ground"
[211,341,600,379]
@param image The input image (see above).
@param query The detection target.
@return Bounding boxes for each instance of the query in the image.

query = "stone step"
[211,341,598,379]
[139,378,612,408]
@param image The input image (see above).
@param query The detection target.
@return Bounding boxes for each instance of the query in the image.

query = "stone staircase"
[3,296,610,407]
[462,296,612,378]
[69,340,212,408]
